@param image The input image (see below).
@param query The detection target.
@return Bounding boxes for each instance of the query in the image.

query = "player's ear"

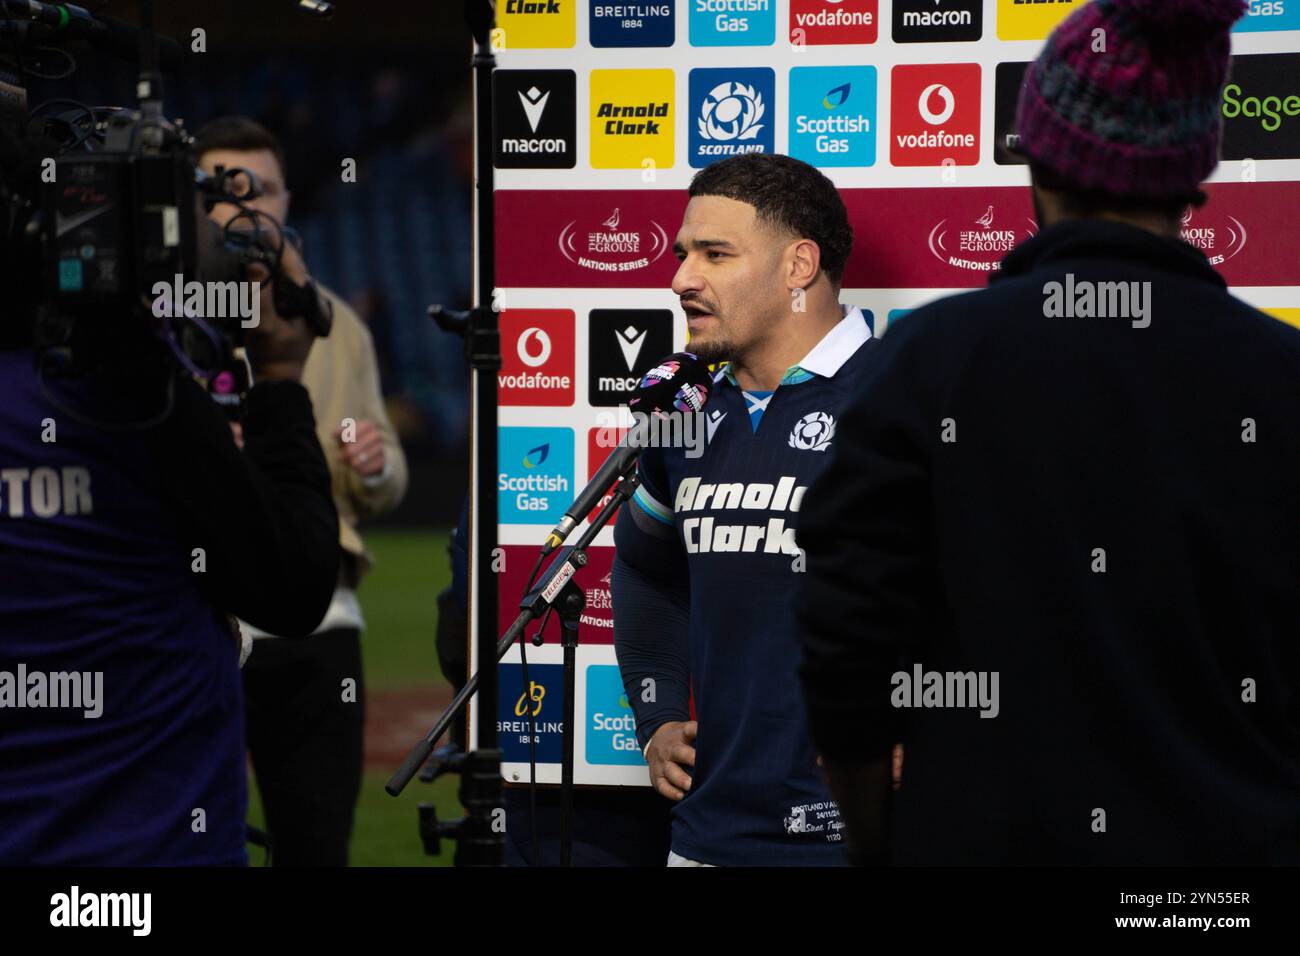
[788,238,821,291]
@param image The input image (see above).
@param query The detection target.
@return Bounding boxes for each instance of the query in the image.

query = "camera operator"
[196,117,409,867]
[0,203,339,865]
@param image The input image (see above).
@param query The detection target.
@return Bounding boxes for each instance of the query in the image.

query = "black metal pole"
[558,587,581,867]
[465,0,501,867]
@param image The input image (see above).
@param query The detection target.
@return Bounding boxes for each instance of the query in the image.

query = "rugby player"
[611,153,882,866]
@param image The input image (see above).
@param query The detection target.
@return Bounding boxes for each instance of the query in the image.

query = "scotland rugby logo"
[789,411,835,452]
[698,81,766,144]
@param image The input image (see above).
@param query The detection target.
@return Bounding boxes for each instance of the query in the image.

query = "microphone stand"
[385,0,506,867]
[387,458,641,868]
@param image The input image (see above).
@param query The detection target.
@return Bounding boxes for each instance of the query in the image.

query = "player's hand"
[335,419,386,478]
[647,720,696,801]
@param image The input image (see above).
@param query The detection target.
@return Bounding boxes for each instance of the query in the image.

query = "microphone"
[541,352,713,555]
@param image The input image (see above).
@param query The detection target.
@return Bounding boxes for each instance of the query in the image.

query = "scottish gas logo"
[586,665,644,765]
[690,0,776,45]
[789,66,876,167]
[499,427,574,523]
[689,68,775,167]
[1234,1,1300,31]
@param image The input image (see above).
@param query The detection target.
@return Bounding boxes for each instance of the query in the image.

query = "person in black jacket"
[796,0,1300,865]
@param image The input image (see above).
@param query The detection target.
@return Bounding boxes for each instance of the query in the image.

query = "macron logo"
[519,86,550,133]
[615,325,647,371]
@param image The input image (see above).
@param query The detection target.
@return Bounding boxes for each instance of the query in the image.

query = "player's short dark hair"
[193,116,287,180]
[687,153,853,286]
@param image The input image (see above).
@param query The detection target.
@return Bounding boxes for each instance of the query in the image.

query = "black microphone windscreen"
[627,351,713,417]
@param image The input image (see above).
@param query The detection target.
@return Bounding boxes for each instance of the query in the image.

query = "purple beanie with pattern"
[1015,0,1248,201]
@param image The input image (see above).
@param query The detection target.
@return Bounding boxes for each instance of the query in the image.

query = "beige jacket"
[302,287,408,585]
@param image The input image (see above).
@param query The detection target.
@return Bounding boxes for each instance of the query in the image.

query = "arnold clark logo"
[689,68,774,167]
[558,206,672,274]
[691,0,776,45]
[1234,0,1300,31]
[589,69,675,169]
[789,0,878,45]
[929,204,1037,274]
[498,427,573,524]
[498,0,576,48]
[586,665,643,765]
[1179,207,1247,267]
[996,0,1083,42]
[789,66,876,167]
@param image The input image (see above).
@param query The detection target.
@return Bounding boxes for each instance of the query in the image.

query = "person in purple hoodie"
[0,214,338,864]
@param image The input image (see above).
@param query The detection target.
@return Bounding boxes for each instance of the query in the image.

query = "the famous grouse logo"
[927,204,1037,274]
[557,206,671,274]
[1180,206,1248,266]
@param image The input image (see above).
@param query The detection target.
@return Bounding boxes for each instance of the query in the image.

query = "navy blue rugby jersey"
[0,351,246,865]
[614,307,881,865]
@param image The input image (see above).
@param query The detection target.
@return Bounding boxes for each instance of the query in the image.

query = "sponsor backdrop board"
[471,0,1300,787]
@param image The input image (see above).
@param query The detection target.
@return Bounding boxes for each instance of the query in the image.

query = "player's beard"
[683,296,732,366]
[688,334,732,367]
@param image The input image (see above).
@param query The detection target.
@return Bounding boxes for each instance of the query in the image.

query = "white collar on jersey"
[796,304,873,380]
[709,304,873,387]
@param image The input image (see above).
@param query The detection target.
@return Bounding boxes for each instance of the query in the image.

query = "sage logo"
[499,427,573,523]
[690,0,776,46]
[689,68,775,167]
[590,2,674,46]
[494,70,576,169]
[789,66,877,167]
[585,665,643,765]
[589,308,674,406]
[1233,0,1300,32]
[892,0,982,42]
[498,663,564,762]
[993,61,1030,165]
[1220,54,1300,160]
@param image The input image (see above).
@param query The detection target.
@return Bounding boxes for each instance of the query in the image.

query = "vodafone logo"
[517,327,552,367]
[891,63,981,166]
[499,309,575,407]
[918,84,955,125]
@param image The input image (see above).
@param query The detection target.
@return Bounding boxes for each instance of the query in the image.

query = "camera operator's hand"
[244,240,316,383]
